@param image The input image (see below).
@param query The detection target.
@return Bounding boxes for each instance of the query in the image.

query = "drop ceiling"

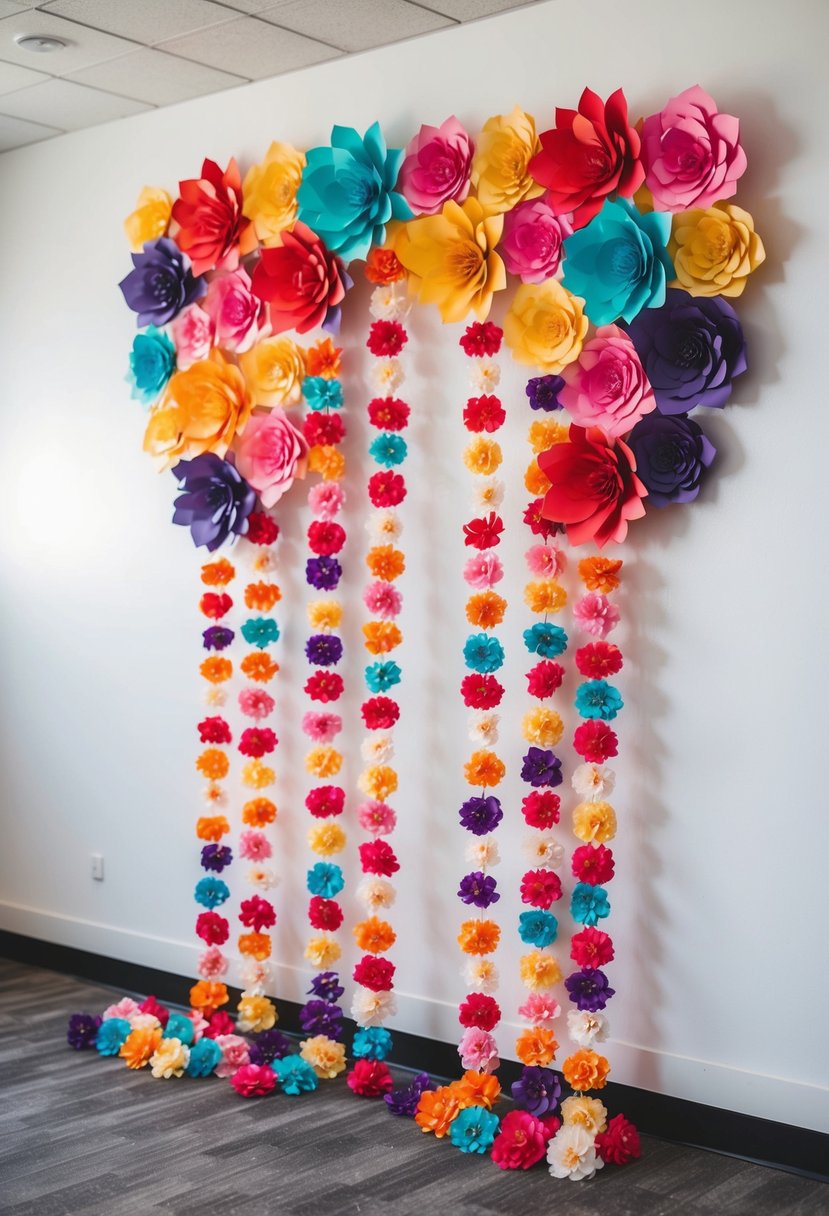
[0,0,540,152]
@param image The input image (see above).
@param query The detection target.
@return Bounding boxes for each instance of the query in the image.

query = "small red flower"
[199,592,233,620]
[238,727,277,758]
[359,840,400,877]
[308,896,343,932]
[575,642,624,679]
[138,995,169,1027]
[304,412,345,447]
[203,1011,234,1038]
[368,471,406,508]
[459,321,503,357]
[573,720,618,763]
[521,790,561,829]
[526,661,565,699]
[239,895,276,932]
[347,1059,393,1097]
[367,320,408,357]
[231,1063,276,1098]
[539,1115,562,1142]
[197,716,232,745]
[352,955,396,992]
[463,512,504,550]
[570,926,615,969]
[367,397,410,431]
[246,512,279,546]
[361,697,400,729]
[572,844,615,886]
[520,869,562,909]
[523,498,562,539]
[463,395,506,434]
[458,993,501,1031]
[460,674,504,710]
[595,1114,641,1165]
[305,785,345,819]
[304,671,344,703]
[195,911,229,945]
[307,521,346,556]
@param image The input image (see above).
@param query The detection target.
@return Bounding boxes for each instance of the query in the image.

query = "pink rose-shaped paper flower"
[501,197,572,284]
[463,552,504,589]
[458,1027,500,1073]
[234,408,308,509]
[203,267,267,354]
[308,482,345,519]
[526,544,565,578]
[363,580,402,619]
[399,116,474,215]
[302,711,342,742]
[231,1062,276,1097]
[214,1033,250,1078]
[641,85,747,212]
[171,303,214,369]
[357,800,397,837]
[239,829,271,861]
[559,325,656,437]
[573,593,620,639]
[238,688,276,721]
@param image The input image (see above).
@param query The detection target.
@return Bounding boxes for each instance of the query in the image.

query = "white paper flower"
[246,866,277,890]
[251,550,277,574]
[468,711,500,747]
[356,877,396,910]
[571,763,616,801]
[472,477,504,512]
[466,837,500,868]
[463,958,500,995]
[351,988,397,1027]
[547,1125,603,1181]
[128,1012,161,1031]
[204,686,227,707]
[361,733,395,764]
[523,834,564,868]
[369,282,411,321]
[469,359,501,391]
[202,782,227,808]
[241,960,272,992]
[371,358,403,393]
[366,509,402,542]
[567,1009,609,1048]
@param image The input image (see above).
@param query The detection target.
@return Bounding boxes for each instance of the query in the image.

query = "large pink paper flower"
[234,408,308,508]
[398,116,474,215]
[171,303,214,369]
[203,267,267,354]
[641,85,747,212]
[500,197,571,284]
[559,325,656,437]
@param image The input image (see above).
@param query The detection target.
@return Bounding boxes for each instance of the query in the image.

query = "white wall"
[1,0,827,1135]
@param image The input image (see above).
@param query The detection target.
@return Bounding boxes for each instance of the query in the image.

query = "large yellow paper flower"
[505,280,588,372]
[471,106,544,214]
[150,1037,189,1079]
[239,336,306,407]
[519,950,562,992]
[242,141,306,245]
[395,199,505,322]
[144,350,252,468]
[669,203,765,297]
[124,186,172,251]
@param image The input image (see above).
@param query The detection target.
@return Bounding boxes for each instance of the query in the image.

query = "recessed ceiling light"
[15,34,68,53]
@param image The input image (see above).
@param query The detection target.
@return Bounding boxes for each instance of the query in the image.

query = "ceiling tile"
[201,0,279,11]
[0,110,60,149]
[41,0,237,46]
[259,0,454,53]
[0,76,151,129]
[419,0,536,18]
[67,46,246,105]
[0,9,139,74]
[0,0,35,17]
[0,56,47,91]
[158,15,340,80]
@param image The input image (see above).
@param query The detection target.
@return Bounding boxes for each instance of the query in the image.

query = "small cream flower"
[523,834,564,868]
[204,686,227,708]
[246,866,277,890]
[571,763,615,801]
[361,733,395,764]
[468,711,500,747]
[472,477,504,512]
[567,1009,609,1049]
[366,510,402,542]
[356,877,396,910]
[463,958,500,994]
[369,282,411,321]
[251,550,277,575]
[241,959,272,993]
[469,359,501,391]
[547,1125,603,1181]
[370,358,404,393]
[351,988,397,1027]
[202,782,227,807]
[466,837,500,868]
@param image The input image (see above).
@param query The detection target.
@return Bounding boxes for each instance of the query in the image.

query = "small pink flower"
[641,85,747,212]
[573,593,620,639]
[170,303,214,368]
[501,197,572,284]
[203,266,267,353]
[198,946,228,979]
[525,544,565,578]
[103,997,139,1021]
[517,993,561,1027]
[230,1062,276,1097]
[463,552,504,589]
[458,1027,500,1073]
[308,481,345,520]
[357,800,397,837]
[214,1034,250,1079]
[238,688,275,720]
[302,711,342,742]
[399,115,474,215]
[363,580,402,619]
[186,1010,209,1041]
[239,830,271,861]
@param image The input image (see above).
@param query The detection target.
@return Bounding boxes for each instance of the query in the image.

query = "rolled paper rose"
[559,325,656,437]
[251,221,351,335]
[539,425,646,548]
[119,236,206,327]
[669,203,765,298]
[641,85,747,212]
[170,304,214,369]
[627,412,715,507]
[202,267,268,354]
[172,157,256,276]
[500,198,571,284]
[398,115,474,215]
[172,452,256,551]
[234,407,308,508]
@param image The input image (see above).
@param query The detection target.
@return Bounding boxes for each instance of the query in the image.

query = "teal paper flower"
[365,661,402,693]
[186,1037,222,1077]
[464,633,505,674]
[562,198,673,325]
[96,1017,131,1056]
[353,1027,393,1061]
[518,909,558,948]
[297,122,413,263]
[369,432,408,468]
[272,1054,319,1095]
[571,882,611,926]
[575,680,623,721]
[449,1106,500,1154]
[524,622,568,658]
[303,376,343,411]
[194,876,230,909]
[241,616,280,649]
[127,325,176,405]
[164,1013,195,1046]
[307,862,344,899]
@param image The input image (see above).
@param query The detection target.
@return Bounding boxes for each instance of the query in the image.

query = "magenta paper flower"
[641,85,747,212]
[501,198,571,284]
[559,325,656,437]
[234,408,308,508]
[398,116,474,215]
[203,267,267,354]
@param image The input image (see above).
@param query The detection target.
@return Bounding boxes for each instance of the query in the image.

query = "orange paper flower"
[238,932,272,960]
[120,1025,162,1069]
[201,558,235,586]
[195,748,229,780]
[241,653,279,683]
[365,245,406,285]
[308,444,345,481]
[366,546,405,581]
[578,556,623,594]
[464,750,505,789]
[144,350,252,468]
[528,419,569,453]
[359,765,398,801]
[200,656,233,684]
[524,580,567,614]
[451,1070,501,1110]
[524,459,551,496]
[353,917,396,954]
[457,919,501,956]
[305,746,343,779]
[306,337,342,379]
[415,1087,461,1137]
[519,950,562,991]
[196,815,229,842]
[465,591,508,629]
[563,1049,610,1092]
[362,621,403,655]
[244,581,281,611]
[464,436,503,476]
[242,797,276,827]
[189,980,229,1014]
[124,186,172,251]
[515,1027,558,1067]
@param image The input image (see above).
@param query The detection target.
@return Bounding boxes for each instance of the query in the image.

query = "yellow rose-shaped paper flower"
[505,280,587,372]
[308,444,346,481]
[124,186,172,251]
[669,203,765,298]
[305,934,341,969]
[307,600,342,632]
[524,459,551,496]
[471,105,544,214]
[300,1034,347,1079]
[528,419,568,453]
[305,745,343,779]
[242,141,306,245]
[395,198,505,322]
[519,950,562,992]
[144,350,252,468]
[242,759,275,789]
[236,993,277,1034]
[561,1095,608,1134]
[239,336,306,407]
[150,1037,189,1079]
[522,706,564,748]
[359,764,398,801]
[308,822,346,857]
[572,800,617,844]
[464,436,503,476]
[524,580,567,614]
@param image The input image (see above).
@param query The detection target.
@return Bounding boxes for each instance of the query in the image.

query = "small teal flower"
[369,432,408,468]
[307,862,344,899]
[352,1027,393,1061]
[303,376,343,411]
[563,198,673,325]
[127,325,176,405]
[575,680,623,721]
[163,1013,195,1046]
[524,622,568,658]
[518,909,558,948]
[241,617,280,649]
[297,122,413,263]
[449,1106,500,1154]
[571,882,611,926]
[96,1017,131,1056]
[186,1037,222,1077]
[365,660,402,693]
[272,1054,318,1095]
[194,876,230,909]
[463,633,505,674]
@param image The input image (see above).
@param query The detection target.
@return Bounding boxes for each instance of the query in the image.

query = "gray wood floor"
[0,960,826,1216]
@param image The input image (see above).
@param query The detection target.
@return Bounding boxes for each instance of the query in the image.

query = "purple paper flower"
[525,375,564,411]
[305,634,344,667]
[627,413,716,507]
[626,288,747,414]
[457,871,500,908]
[67,1013,102,1050]
[202,625,234,651]
[298,1000,344,1039]
[172,453,256,552]
[308,972,344,1002]
[306,556,342,591]
[458,795,503,836]
[520,747,563,788]
[201,844,232,873]
[119,236,206,327]
[565,968,615,1012]
[248,1029,293,1064]
[511,1065,562,1116]
[384,1072,433,1117]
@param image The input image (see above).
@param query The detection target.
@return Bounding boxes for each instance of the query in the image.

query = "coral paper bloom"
[395,198,506,322]
[172,157,256,276]
[669,203,765,298]
[559,325,655,437]
[203,267,267,354]
[399,115,474,215]
[504,280,587,373]
[124,186,173,252]
[251,221,350,335]
[242,141,306,245]
[234,408,308,508]
[640,86,747,212]
[471,106,544,214]
[539,425,646,547]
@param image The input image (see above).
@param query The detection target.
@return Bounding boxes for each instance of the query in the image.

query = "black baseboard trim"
[3,929,827,1183]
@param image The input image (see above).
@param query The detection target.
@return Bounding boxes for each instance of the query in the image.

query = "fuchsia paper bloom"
[234,408,308,509]
[501,197,571,283]
[231,1062,276,1097]
[573,593,621,639]
[520,869,562,909]
[572,844,615,885]
[399,116,474,215]
[239,688,276,720]
[575,642,623,679]
[458,1027,500,1073]
[138,995,170,1027]
[196,911,229,945]
[595,1114,641,1165]
[641,85,746,212]
[308,896,343,931]
[307,521,347,556]
[361,697,400,729]
[460,321,503,358]
[368,471,406,508]
[347,1058,394,1096]
[171,304,214,368]
[238,727,277,757]
[521,790,561,829]
[573,720,618,763]
[559,325,656,437]
[197,716,231,744]
[239,895,276,932]
[458,993,501,1031]
[491,1109,548,1170]
[359,840,400,877]
[305,786,345,818]
[363,580,402,619]
[571,927,615,969]
[204,1011,234,1038]
[203,267,267,353]
[526,661,564,699]
[357,800,397,836]
[239,830,272,861]
[308,481,345,519]
[353,955,396,991]
[302,711,342,742]
[367,320,408,357]
[304,671,344,703]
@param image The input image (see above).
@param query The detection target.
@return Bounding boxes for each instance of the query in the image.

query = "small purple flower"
[525,374,565,411]
[457,871,500,909]
[172,453,256,552]
[202,625,234,651]
[67,1013,102,1050]
[511,1065,562,1116]
[458,795,503,836]
[308,972,344,1002]
[305,634,344,667]
[306,556,342,591]
[520,747,562,788]
[119,236,206,327]
[384,1072,433,1117]
[201,844,232,873]
[627,412,716,507]
[299,999,344,1040]
[565,968,615,1012]
[248,1028,293,1064]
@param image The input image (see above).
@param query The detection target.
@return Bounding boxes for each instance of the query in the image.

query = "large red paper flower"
[573,720,618,762]
[367,397,410,431]
[529,88,644,228]
[197,716,232,745]
[239,895,276,932]
[463,512,504,550]
[305,786,345,818]
[172,158,256,276]
[251,221,348,334]
[308,896,343,932]
[539,425,646,548]
[460,674,504,709]
[246,512,279,546]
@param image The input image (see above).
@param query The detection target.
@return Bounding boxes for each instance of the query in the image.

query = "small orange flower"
[120,1026,162,1069]
[242,759,275,789]
[363,621,403,655]
[563,1049,610,1092]
[529,419,569,452]
[519,950,562,991]
[238,931,272,960]
[353,916,396,954]
[195,748,229,780]
[201,558,235,586]
[515,1027,558,1067]
[359,764,398,801]
[200,656,233,684]
[366,545,405,581]
[305,746,343,778]
[365,245,406,284]
[242,797,276,827]
[241,653,279,683]
[308,600,342,631]
[451,1070,501,1110]
[524,580,567,614]
[308,444,345,481]
[524,459,551,496]
[464,436,502,476]
[465,591,507,629]
[305,337,342,379]
[464,750,505,789]
[457,919,501,955]
[578,556,623,594]
[189,980,229,1014]
[415,1087,460,1137]
[196,815,229,842]
[245,581,281,611]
